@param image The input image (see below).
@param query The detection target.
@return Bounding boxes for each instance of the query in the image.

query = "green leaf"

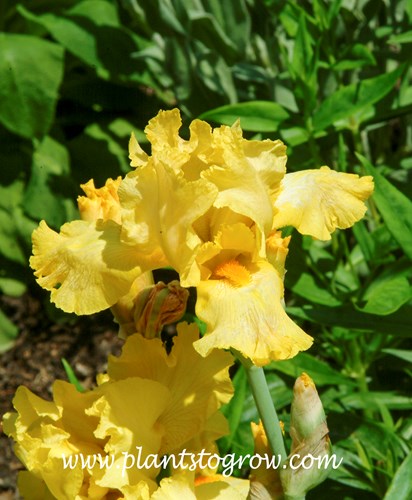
[0,33,64,139]
[291,272,342,306]
[265,353,355,387]
[0,253,28,297]
[334,43,376,71]
[384,451,412,500]
[199,101,289,132]
[61,358,85,392]
[352,221,375,263]
[196,52,237,103]
[288,303,412,336]
[387,30,412,44]
[23,136,77,228]
[69,122,132,184]
[66,0,121,26]
[0,207,26,264]
[341,392,412,411]
[0,308,18,352]
[382,349,412,364]
[357,275,412,315]
[188,11,241,62]
[358,154,412,259]
[18,3,143,82]
[292,12,314,80]
[313,65,404,131]
[199,0,250,58]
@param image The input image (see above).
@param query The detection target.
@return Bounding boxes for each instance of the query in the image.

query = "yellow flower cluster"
[30,109,374,365]
[3,323,249,499]
[4,109,374,498]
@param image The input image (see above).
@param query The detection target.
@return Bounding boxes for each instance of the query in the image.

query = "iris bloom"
[3,323,236,499]
[31,109,373,365]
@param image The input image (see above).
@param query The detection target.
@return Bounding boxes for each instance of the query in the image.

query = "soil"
[0,293,124,499]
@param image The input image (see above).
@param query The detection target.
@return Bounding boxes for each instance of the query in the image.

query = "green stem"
[305,116,322,167]
[238,355,287,462]
[351,341,373,420]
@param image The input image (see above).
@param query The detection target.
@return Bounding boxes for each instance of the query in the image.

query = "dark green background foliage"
[1,0,411,497]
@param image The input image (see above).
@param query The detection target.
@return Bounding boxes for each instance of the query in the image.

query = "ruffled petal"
[144,108,191,171]
[241,134,287,195]
[86,377,169,490]
[129,131,149,168]
[30,220,143,314]
[201,124,275,238]
[77,177,122,224]
[107,324,233,455]
[4,385,89,499]
[119,161,218,279]
[272,166,374,240]
[194,260,313,366]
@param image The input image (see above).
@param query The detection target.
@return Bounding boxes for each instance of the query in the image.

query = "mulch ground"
[0,293,124,499]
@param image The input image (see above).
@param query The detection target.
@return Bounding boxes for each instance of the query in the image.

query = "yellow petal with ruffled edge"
[77,177,122,224]
[86,377,169,493]
[201,123,277,240]
[145,108,191,171]
[107,323,233,455]
[194,260,313,366]
[30,219,143,315]
[4,378,166,498]
[3,385,90,499]
[272,166,374,240]
[119,161,218,279]
[241,133,287,195]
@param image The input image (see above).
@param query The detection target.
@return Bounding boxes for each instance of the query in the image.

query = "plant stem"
[238,355,287,462]
[305,116,322,167]
[351,341,374,420]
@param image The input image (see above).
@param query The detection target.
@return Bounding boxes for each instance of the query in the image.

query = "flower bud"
[133,280,189,339]
[111,272,154,338]
[280,373,331,498]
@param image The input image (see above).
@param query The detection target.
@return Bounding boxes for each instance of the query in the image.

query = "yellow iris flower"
[30,109,374,365]
[3,323,234,499]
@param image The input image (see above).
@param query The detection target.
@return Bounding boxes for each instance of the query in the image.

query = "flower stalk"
[238,353,287,463]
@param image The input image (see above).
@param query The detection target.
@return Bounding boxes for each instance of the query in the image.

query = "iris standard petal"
[119,161,218,279]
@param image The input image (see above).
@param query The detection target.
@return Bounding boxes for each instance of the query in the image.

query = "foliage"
[1,0,411,497]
